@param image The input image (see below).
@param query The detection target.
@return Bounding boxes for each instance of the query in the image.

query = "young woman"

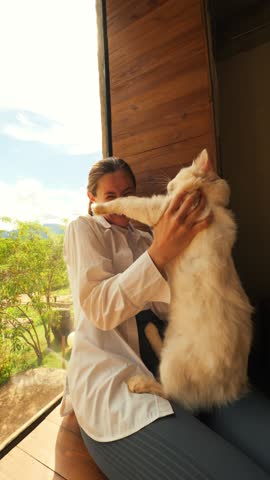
[60,157,270,480]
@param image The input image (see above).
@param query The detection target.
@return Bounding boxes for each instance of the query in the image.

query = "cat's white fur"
[92,149,253,410]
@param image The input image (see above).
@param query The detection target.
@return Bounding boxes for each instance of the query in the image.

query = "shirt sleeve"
[150,302,169,321]
[64,217,171,331]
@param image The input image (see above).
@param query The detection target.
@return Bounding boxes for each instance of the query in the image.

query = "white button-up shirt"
[60,214,173,441]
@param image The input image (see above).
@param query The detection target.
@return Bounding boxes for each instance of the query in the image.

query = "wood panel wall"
[105,0,216,195]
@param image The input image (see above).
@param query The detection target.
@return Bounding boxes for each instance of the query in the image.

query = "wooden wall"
[217,41,270,303]
[105,0,216,194]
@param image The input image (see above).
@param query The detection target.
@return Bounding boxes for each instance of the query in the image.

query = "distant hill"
[43,224,65,234]
[1,223,65,238]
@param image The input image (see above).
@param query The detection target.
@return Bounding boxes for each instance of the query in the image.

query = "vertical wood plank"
[105,0,216,180]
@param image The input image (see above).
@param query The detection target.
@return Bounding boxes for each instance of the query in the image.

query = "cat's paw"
[144,322,159,339]
[91,202,107,215]
[127,375,148,394]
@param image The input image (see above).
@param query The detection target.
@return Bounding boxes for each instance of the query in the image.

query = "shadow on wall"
[217,40,270,305]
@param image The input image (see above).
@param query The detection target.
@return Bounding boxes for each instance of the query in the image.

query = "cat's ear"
[193,149,212,174]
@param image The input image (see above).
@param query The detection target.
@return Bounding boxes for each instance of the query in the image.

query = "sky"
[0,0,102,229]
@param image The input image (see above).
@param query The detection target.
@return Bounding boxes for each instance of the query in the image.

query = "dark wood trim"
[200,0,219,175]
[100,0,113,157]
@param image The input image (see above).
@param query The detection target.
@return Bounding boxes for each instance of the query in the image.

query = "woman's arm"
[65,217,171,331]
[66,192,211,331]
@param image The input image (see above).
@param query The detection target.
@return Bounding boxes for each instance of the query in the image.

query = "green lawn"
[1,323,71,385]
[52,286,71,296]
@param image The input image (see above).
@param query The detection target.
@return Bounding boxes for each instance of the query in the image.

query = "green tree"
[0,219,68,365]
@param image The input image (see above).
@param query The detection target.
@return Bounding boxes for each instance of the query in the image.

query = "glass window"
[0,0,102,449]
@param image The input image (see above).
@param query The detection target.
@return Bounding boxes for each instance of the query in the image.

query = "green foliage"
[0,220,68,303]
[44,309,62,330]
[0,323,71,384]
[41,350,69,369]
[0,220,69,371]
[0,335,13,385]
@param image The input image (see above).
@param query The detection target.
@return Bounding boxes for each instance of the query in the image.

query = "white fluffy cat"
[92,149,253,410]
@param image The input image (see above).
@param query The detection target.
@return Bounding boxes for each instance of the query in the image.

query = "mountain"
[43,224,65,234]
[1,223,65,238]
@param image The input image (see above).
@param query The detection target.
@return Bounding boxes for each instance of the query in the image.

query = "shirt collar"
[92,214,141,241]
[92,214,112,229]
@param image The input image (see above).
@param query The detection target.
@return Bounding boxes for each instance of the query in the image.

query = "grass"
[52,286,71,296]
[1,323,71,385]
[0,285,73,385]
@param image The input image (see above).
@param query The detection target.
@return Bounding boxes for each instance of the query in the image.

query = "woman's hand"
[148,189,213,274]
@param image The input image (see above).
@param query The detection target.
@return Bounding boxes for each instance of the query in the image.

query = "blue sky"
[0,0,102,228]
[0,109,101,189]
[0,134,99,190]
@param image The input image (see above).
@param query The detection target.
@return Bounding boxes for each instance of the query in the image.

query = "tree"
[0,219,68,365]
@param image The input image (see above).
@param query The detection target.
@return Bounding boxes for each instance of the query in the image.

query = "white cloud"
[1,111,101,155]
[16,113,36,129]
[0,179,88,228]
[0,0,102,155]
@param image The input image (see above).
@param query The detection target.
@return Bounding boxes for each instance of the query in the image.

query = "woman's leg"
[80,402,270,480]
[201,389,270,475]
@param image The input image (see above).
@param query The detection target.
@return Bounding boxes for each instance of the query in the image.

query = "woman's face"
[88,169,136,227]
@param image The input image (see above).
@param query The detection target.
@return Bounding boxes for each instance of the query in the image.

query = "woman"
[60,157,270,479]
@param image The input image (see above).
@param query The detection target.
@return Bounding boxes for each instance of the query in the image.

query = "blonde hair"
[87,157,136,215]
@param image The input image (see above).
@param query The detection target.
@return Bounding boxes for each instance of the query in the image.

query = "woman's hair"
[87,157,136,215]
